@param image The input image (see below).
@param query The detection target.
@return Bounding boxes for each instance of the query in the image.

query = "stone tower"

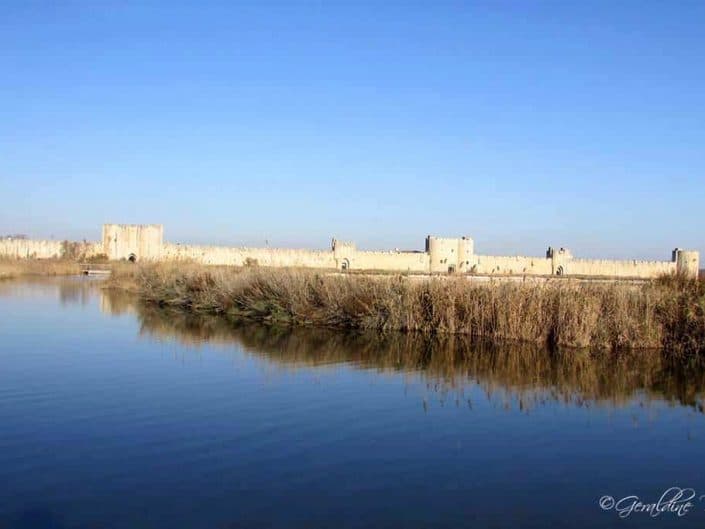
[332,239,356,270]
[102,224,164,261]
[546,247,573,275]
[673,249,700,278]
[426,236,474,274]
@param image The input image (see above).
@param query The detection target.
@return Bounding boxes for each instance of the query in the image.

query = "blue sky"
[1,1,703,259]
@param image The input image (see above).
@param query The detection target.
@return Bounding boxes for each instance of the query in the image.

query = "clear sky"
[1,1,703,259]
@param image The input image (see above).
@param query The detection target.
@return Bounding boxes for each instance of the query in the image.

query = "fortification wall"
[473,255,554,275]
[568,258,676,278]
[0,239,64,259]
[162,243,337,268]
[161,244,430,272]
[353,251,429,272]
[472,255,676,278]
[0,240,103,260]
[3,223,698,280]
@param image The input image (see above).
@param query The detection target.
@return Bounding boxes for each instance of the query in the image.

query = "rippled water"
[1,277,705,528]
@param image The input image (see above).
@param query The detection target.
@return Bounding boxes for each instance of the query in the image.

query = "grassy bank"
[0,258,82,280]
[108,263,705,357]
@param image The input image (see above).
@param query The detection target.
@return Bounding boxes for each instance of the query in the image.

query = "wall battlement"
[0,223,699,279]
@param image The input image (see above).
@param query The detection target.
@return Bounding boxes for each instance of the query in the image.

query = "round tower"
[673,249,700,278]
[426,236,439,273]
[456,236,474,273]
[426,236,471,274]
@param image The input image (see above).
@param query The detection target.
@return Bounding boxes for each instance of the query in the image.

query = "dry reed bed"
[0,258,82,280]
[109,263,705,357]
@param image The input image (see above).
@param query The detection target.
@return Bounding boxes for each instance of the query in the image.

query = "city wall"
[0,224,699,279]
[162,243,336,268]
[567,258,676,278]
[0,239,101,260]
[0,239,64,259]
[470,254,677,278]
[473,255,554,276]
[353,251,429,273]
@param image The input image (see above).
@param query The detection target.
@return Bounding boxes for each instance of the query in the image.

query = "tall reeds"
[108,264,705,356]
[0,257,82,280]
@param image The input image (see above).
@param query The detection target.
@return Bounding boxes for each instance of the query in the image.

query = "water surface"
[1,278,704,528]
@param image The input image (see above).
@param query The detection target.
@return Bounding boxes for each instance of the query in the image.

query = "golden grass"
[107,263,705,356]
[0,258,82,280]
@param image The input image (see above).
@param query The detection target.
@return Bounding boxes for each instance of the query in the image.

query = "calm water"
[1,278,705,529]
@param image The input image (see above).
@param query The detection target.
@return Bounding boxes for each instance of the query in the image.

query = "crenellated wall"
[0,239,103,260]
[354,251,429,272]
[0,239,64,259]
[1,223,699,280]
[470,254,679,278]
[473,255,554,276]
[162,243,337,268]
[331,239,429,272]
[567,258,676,278]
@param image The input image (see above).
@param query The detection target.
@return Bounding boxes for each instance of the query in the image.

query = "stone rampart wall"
[1,223,696,280]
[162,243,337,268]
[353,251,429,272]
[0,239,65,259]
[474,255,554,275]
[568,258,676,278]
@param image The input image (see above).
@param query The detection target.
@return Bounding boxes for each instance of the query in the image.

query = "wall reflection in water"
[98,286,705,414]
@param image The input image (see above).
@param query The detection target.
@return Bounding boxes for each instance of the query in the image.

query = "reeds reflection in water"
[99,288,705,414]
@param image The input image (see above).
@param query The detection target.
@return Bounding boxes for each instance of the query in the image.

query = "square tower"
[102,224,163,261]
